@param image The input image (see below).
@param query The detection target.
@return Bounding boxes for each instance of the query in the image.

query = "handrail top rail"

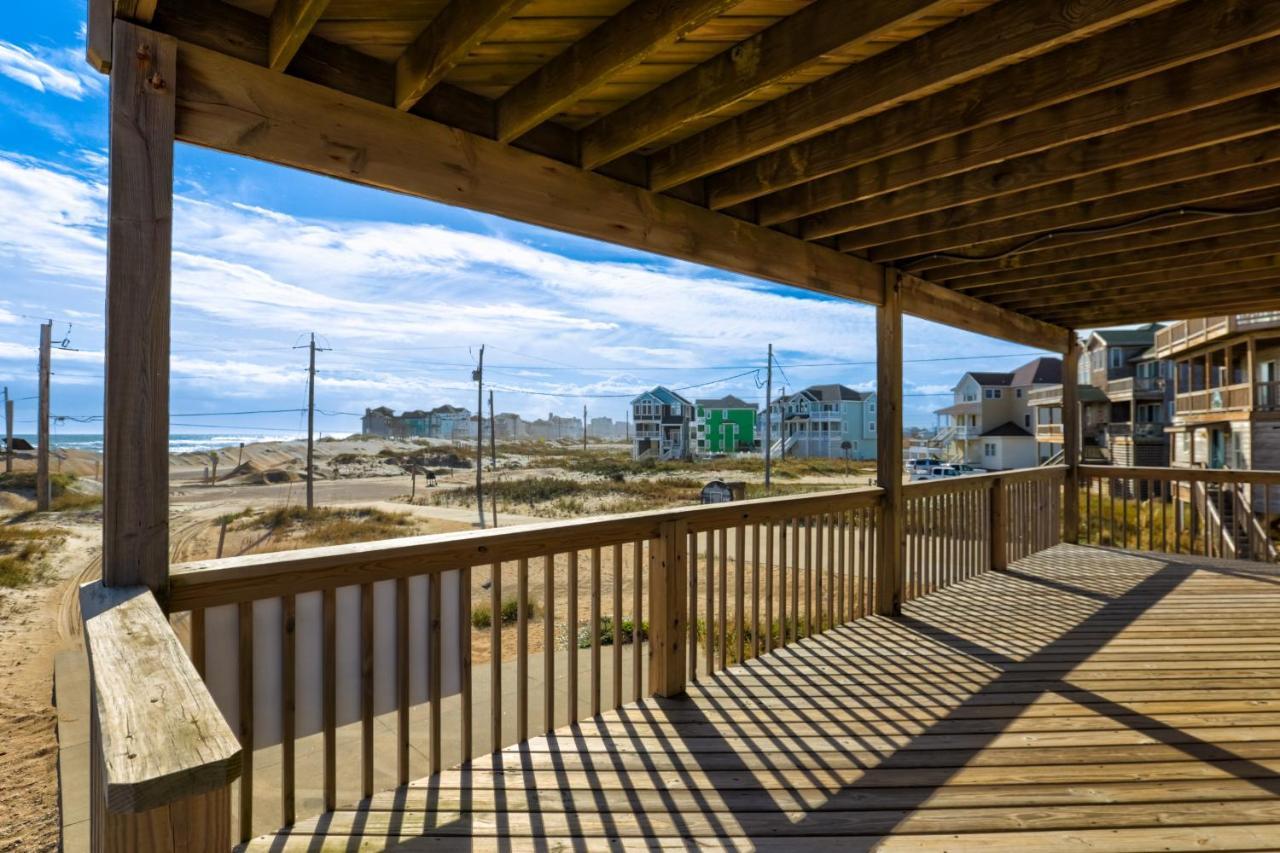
[1079,464,1280,485]
[80,582,241,813]
[170,484,885,610]
[902,465,1065,498]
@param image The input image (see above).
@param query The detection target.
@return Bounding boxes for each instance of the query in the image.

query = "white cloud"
[0,41,103,100]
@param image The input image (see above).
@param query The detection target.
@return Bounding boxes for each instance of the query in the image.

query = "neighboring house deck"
[244,542,1280,851]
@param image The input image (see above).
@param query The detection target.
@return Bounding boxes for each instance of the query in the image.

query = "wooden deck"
[244,544,1280,851]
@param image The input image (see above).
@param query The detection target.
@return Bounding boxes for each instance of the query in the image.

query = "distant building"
[360,404,472,439]
[933,357,1061,470]
[763,384,877,460]
[631,387,693,460]
[588,416,627,440]
[693,395,758,454]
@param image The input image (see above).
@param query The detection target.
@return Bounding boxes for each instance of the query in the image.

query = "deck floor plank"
[242,545,1280,851]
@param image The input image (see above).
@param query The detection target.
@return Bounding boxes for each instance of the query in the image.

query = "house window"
[1024,414,1031,428]
[984,443,996,457]
[1016,388,1023,398]
[984,388,1002,399]
[869,422,876,432]
[1110,348,1124,368]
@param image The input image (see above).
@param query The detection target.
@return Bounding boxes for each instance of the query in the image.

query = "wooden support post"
[876,269,903,616]
[990,477,1008,570]
[103,21,175,598]
[648,519,688,697]
[1062,334,1081,544]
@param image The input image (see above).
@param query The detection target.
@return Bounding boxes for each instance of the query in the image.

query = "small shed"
[700,480,747,504]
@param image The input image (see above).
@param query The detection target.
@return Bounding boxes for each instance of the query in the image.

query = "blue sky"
[0,3,1054,437]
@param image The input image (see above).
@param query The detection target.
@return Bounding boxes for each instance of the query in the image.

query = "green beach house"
[694,395,758,455]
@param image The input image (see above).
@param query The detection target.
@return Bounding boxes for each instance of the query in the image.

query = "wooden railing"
[902,467,1065,602]
[85,468,1075,849]
[165,486,889,841]
[1175,382,1252,414]
[1080,465,1280,563]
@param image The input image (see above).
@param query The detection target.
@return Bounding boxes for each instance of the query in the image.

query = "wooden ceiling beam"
[802,93,1280,241]
[577,0,950,170]
[931,210,1280,284]
[758,44,1280,228]
[494,0,739,144]
[116,0,157,23]
[837,129,1280,251]
[394,0,532,112]
[167,33,1068,352]
[711,0,1280,212]
[906,186,1280,275]
[952,226,1280,293]
[267,0,330,71]
[647,0,1176,193]
[991,256,1280,311]
[860,155,1280,262]
[1034,284,1280,325]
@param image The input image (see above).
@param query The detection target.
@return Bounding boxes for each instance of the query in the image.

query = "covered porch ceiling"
[88,0,1280,349]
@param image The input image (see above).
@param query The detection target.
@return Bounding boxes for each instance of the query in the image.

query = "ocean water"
[13,433,309,454]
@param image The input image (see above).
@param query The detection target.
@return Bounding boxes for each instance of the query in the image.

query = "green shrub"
[471,604,492,629]
[577,616,648,648]
[500,594,538,625]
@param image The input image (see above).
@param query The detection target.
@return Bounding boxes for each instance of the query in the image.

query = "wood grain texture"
[875,270,903,616]
[103,20,174,596]
[649,0,1177,191]
[80,582,240,814]
[268,0,331,71]
[578,0,950,168]
[495,0,737,142]
[713,0,1280,211]
[395,0,532,110]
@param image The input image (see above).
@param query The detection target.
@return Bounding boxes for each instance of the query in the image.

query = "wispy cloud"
[0,41,103,100]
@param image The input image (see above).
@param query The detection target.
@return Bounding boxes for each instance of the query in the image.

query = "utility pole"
[3,386,12,474]
[764,344,773,492]
[294,333,329,510]
[583,404,588,451]
[37,321,51,510]
[473,345,485,527]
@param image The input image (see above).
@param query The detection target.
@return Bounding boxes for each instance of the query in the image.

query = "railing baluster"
[191,607,206,678]
[765,521,775,654]
[813,515,823,633]
[718,526,728,670]
[687,530,698,682]
[282,593,296,825]
[612,543,623,709]
[428,573,442,775]
[238,600,253,843]
[322,587,336,810]
[590,547,601,717]
[804,516,813,639]
[751,523,761,658]
[490,561,501,751]
[705,530,714,673]
[735,524,745,665]
[633,541,643,699]
[361,582,374,799]
[395,580,408,787]
[517,557,529,742]
[459,567,472,761]
[542,555,554,733]
[567,551,579,724]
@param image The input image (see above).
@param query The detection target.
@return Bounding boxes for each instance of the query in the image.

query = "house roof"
[1092,323,1165,347]
[634,386,692,407]
[962,357,1062,390]
[1010,356,1062,386]
[786,383,871,403]
[967,371,1014,387]
[696,394,757,411]
[981,421,1033,437]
